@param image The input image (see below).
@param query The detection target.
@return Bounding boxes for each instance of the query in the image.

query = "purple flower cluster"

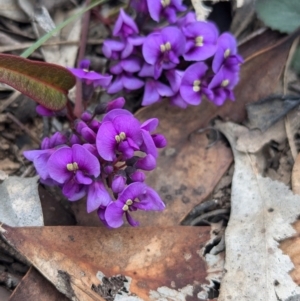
[24,97,166,228]
[98,1,243,108]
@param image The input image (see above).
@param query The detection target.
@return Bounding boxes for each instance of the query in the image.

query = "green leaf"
[255,0,300,33]
[0,54,75,110]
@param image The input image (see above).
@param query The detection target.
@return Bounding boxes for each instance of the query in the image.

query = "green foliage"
[0,54,75,110]
[255,0,300,33]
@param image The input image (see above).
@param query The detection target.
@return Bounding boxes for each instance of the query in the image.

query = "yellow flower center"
[66,162,79,171]
[195,36,204,47]
[161,0,170,7]
[160,42,171,53]
[122,199,133,211]
[224,49,230,58]
[221,79,229,87]
[115,132,126,143]
[193,80,201,92]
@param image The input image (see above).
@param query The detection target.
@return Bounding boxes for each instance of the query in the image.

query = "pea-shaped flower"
[96,110,143,161]
[142,27,186,79]
[105,182,165,228]
[47,144,100,186]
[180,62,212,105]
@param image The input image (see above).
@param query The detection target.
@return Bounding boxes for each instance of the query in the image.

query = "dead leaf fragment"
[9,267,69,301]
[236,119,286,153]
[1,225,211,301]
[0,176,43,227]
[216,121,300,301]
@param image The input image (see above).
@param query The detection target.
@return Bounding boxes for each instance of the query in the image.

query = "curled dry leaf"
[236,119,286,153]
[215,121,300,301]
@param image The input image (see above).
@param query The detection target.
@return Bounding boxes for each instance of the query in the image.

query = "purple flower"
[23,149,56,180]
[110,56,142,75]
[104,182,165,228]
[183,21,219,61]
[208,67,239,105]
[68,59,112,88]
[176,12,196,28]
[142,79,174,105]
[47,144,100,186]
[180,62,212,105]
[102,40,125,60]
[62,179,87,201]
[96,113,142,161]
[87,180,112,213]
[94,97,126,115]
[147,0,186,23]
[112,173,127,194]
[136,154,156,170]
[165,69,187,108]
[36,105,55,117]
[113,9,139,38]
[152,134,167,148]
[129,170,145,182]
[130,0,148,13]
[212,33,243,73]
[121,36,145,59]
[41,132,67,149]
[142,27,186,79]
[140,118,160,158]
[138,62,155,78]
[107,72,144,94]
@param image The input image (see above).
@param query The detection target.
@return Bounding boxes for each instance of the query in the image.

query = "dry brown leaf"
[216,121,300,301]
[0,0,28,22]
[1,225,211,301]
[236,119,286,153]
[9,267,69,301]
[281,153,300,285]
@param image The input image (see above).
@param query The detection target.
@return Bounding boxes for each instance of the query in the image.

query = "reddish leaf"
[0,54,75,111]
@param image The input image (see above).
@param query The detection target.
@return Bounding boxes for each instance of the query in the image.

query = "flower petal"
[87,181,112,213]
[47,147,73,184]
[105,201,125,228]
[142,79,160,106]
[72,144,100,177]
[135,186,165,210]
[96,121,118,161]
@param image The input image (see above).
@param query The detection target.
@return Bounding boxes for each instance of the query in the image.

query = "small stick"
[0,91,21,114]
[6,113,40,145]
[74,0,92,118]
[0,39,103,53]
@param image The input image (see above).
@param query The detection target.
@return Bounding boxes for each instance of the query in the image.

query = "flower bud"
[152,134,167,148]
[136,154,156,171]
[130,170,145,182]
[112,173,126,194]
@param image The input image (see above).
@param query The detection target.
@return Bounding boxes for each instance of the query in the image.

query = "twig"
[0,91,21,114]
[0,39,103,53]
[6,113,40,145]
[74,0,92,118]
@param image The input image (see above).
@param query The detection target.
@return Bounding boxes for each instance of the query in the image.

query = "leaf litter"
[215,120,300,301]
[1,2,300,301]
